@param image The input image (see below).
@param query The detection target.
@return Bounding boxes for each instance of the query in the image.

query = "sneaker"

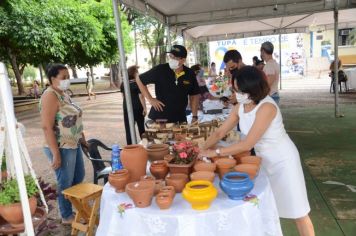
[62,216,74,225]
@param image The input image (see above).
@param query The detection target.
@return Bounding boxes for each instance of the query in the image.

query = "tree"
[0,0,133,94]
[348,28,356,45]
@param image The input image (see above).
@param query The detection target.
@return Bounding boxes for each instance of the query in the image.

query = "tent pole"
[0,63,35,235]
[334,0,341,118]
[166,17,171,51]
[279,30,282,90]
[134,20,138,65]
[112,0,137,143]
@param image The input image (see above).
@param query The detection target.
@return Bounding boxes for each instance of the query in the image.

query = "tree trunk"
[89,66,95,86]
[39,65,44,88]
[6,47,25,95]
[70,65,78,78]
[110,63,120,88]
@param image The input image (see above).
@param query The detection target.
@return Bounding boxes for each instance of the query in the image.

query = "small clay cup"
[240,156,262,166]
[216,158,236,179]
[150,160,169,179]
[155,192,173,210]
[190,171,215,182]
[232,151,251,164]
[159,186,176,199]
[165,173,189,193]
[154,179,165,195]
[234,164,259,180]
[108,169,130,192]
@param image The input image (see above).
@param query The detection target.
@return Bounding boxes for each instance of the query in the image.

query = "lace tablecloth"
[96,171,282,236]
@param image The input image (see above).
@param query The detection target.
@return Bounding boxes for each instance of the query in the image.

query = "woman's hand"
[52,153,61,170]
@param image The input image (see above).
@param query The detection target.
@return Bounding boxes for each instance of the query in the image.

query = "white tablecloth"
[344,68,356,89]
[96,171,282,236]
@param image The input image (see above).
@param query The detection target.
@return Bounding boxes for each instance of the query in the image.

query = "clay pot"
[0,196,37,228]
[140,175,156,182]
[193,161,216,172]
[232,151,251,164]
[155,192,173,210]
[146,144,170,162]
[150,160,169,179]
[165,173,189,193]
[240,156,262,166]
[216,158,236,179]
[190,171,215,182]
[164,154,174,163]
[159,186,176,199]
[234,164,259,180]
[125,181,155,208]
[167,160,195,175]
[154,179,165,195]
[121,145,148,183]
[108,169,130,192]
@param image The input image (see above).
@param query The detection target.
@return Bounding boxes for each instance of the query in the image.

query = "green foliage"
[348,28,356,46]
[23,66,37,81]
[1,152,6,172]
[0,175,38,205]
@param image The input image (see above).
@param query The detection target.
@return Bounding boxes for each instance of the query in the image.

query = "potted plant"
[166,141,199,175]
[0,175,38,228]
[1,153,7,179]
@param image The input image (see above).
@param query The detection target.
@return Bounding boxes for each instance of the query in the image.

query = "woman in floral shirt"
[40,64,87,225]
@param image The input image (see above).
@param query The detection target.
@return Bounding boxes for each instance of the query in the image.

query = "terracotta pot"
[153,179,165,195]
[146,144,170,162]
[193,161,216,172]
[165,173,189,193]
[121,145,148,183]
[125,181,155,208]
[140,175,156,182]
[164,154,174,163]
[108,169,130,192]
[240,156,262,166]
[190,171,215,182]
[216,158,236,179]
[232,151,251,164]
[167,160,195,175]
[0,196,37,228]
[155,192,173,210]
[150,160,169,179]
[234,164,259,180]
[159,186,176,199]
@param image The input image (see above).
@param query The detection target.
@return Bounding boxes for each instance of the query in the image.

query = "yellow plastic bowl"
[182,180,218,210]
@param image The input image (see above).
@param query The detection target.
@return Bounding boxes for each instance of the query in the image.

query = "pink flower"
[179,152,188,159]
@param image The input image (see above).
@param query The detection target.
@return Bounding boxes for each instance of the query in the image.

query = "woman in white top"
[200,66,314,236]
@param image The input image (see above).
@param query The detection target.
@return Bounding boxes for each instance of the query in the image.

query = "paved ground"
[15,76,356,235]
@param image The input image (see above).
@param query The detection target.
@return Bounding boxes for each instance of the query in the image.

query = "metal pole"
[334,0,341,118]
[0,62,35,235]
[166,17,171,51]
[279,31,282,90]
[112,0,137,143]
[134,20,138,65]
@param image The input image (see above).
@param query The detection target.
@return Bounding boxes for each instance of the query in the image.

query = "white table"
[96,171,282,236]
[344,68,356,89]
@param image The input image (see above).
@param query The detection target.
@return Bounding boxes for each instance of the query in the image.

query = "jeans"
[43,146,85,219]
[271,92,280,104]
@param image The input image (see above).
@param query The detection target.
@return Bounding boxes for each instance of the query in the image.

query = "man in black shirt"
[136,45,200,123]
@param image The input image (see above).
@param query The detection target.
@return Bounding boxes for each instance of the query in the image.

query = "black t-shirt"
[139,63,200,123]
[120,80,143,111]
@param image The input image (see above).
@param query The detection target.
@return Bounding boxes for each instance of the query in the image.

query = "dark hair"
[190,64,201,74]
[252,56,258,62]
[261,41,274,55]
[127,65,139,80]
[211,62,216,66]
[45,64,67,84]
[223,50,242,63]
[232,66,270,104]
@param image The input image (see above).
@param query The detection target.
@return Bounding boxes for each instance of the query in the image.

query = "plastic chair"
[81,139,112,184]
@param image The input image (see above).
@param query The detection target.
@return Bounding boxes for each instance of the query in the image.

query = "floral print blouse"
[40,87,83,149]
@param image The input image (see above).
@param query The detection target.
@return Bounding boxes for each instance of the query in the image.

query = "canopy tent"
[116,0,356,121]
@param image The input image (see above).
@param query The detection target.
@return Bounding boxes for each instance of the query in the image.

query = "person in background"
[86,71,96,101]
[40,64,87,225]
[191,64,219,110]
[121,65,146,145]
[200,66,315,236]
[253,56,265,71]
[208,62,217,77]
[136,45,200,124]
[261,41,280,104]
[33,80,40,98]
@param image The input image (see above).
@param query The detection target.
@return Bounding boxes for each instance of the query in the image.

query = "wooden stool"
[62,183,103,236]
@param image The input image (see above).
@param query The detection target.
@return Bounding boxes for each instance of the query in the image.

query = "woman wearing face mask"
[40,64,87,225]
[200,66,314,236]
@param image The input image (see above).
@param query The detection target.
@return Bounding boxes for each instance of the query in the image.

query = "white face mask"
[235,92,252,104]
[58,79,71,91]
[168,58,180,70]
